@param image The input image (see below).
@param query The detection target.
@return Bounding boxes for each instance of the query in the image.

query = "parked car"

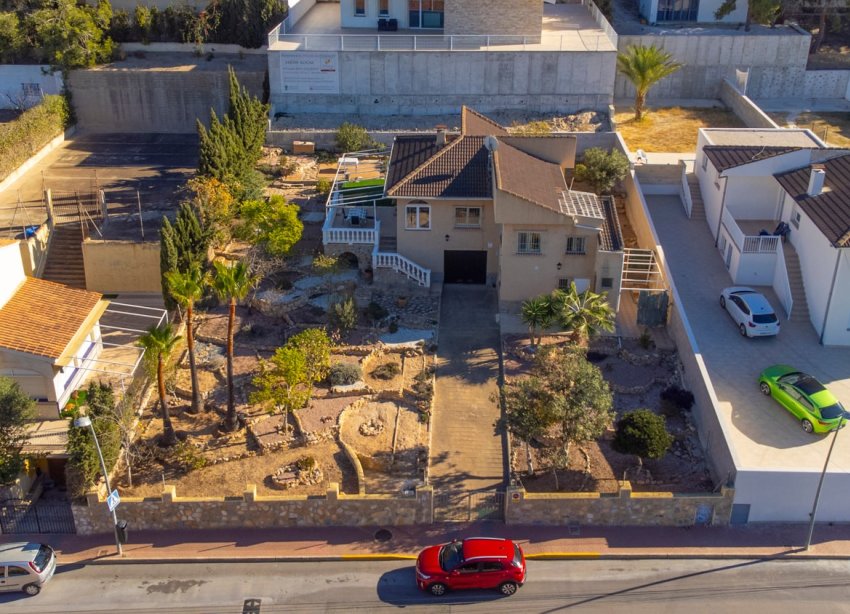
[719,287,780,337]
[758,365,850,433]
[0,542,56,595]
[416,537,526,596]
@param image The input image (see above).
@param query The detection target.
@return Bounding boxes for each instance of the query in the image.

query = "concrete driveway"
[646,195,850,473]
[429,285,506,493]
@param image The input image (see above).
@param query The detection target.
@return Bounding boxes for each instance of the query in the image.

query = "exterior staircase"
[782,243,810,323]
[41,223,87,289]
[378,235,397,252]
[686,173,706,221]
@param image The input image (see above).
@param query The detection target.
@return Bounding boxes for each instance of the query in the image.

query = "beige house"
[324,107,625,312]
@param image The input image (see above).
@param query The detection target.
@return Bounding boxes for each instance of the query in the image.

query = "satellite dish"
[484,135,499,152]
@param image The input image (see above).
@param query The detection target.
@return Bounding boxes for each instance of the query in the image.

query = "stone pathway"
[429,286,505,494]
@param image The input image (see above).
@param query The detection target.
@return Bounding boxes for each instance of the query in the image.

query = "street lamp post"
[804,416,845,551]
[74,415,123,556]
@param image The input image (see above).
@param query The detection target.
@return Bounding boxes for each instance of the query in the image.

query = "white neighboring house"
[694,128,850,345]
[638,0,747,25]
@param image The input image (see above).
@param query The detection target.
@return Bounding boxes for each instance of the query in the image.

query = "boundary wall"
[719,79,779,129]
[0,66,63,110]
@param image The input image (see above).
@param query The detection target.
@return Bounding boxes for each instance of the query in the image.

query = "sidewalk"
[8,523,850,566]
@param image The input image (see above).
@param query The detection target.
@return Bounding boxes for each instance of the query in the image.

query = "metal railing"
[273,31,610,52]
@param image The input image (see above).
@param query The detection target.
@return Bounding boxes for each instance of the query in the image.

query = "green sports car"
[758,365,849,434]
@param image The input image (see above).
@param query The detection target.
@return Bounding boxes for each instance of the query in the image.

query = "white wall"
[0,66,63,109]
[341,0,408,28]
[723,175,783,220]
[733,250,776,286]
[288,0,319,29]
[0,242,26,307]
[735,469,850,522]
[822,250,850,346]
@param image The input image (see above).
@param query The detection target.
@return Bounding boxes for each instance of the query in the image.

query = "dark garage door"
[444,250,487,284]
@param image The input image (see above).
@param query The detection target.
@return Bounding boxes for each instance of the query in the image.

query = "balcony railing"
[272,31,610,52]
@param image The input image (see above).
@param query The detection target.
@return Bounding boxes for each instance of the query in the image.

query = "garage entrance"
[443,250,487,284]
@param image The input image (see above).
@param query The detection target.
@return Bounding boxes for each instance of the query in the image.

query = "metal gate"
[434,491,505,522]
[0,499,77,534]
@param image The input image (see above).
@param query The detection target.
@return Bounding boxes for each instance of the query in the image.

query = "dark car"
[415,537,526,596]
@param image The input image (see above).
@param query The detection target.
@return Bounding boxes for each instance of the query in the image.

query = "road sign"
[107,489,120,512]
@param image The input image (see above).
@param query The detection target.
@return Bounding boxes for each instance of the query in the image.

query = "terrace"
[268,1,616,52]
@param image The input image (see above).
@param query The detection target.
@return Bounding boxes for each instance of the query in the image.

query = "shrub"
[574,147,629,194]
[336,122,372,152]
[388,321,399,334]
[312,253,339,275]
[371,362,401,380]
[172,440,207,471]
[638,328,654,349]
[279,155,298,177]
[296,455,317,471]
[366,301,388,322]
[328,296,358,334]
[660,385,695,417]
[316,178,332,195]
[511,120,551,136]
[0,95,71,182]
[329,362,362,386]
[612,409,673,461]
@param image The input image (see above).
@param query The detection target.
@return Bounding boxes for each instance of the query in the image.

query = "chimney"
[435,124,447,147]
[807,166,826,197]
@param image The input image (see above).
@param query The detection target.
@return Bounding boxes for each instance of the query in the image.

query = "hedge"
[0,95,71,183]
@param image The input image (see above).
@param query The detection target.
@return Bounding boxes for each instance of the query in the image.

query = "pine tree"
[159,216,178,310]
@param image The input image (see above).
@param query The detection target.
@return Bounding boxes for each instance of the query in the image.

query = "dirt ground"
[503,336,713,494]
[769,112,850,149]
[614,106,745,152]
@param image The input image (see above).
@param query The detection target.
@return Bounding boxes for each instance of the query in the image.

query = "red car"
[415,537,527,596]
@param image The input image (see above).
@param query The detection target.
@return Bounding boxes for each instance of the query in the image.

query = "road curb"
[68,551,850,566]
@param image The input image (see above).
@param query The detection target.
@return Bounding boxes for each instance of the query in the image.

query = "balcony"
[268,2,616,52]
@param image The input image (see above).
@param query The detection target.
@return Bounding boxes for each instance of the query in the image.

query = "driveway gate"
[0,499,76,534]
[433,491,505,522]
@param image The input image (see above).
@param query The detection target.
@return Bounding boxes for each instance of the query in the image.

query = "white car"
[719,287,780,337]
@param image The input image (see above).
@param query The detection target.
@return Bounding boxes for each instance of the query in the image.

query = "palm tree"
[165,265,207,414]
[210,260,257,432]
[520,295,553,346]
[617,45,682,121]
[137,323,181,447]
[550,283,616,345]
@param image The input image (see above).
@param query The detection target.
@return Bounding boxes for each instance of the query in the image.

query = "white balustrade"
[373,251,431,287]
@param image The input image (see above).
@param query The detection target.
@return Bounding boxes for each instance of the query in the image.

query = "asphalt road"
[1,559,848,614]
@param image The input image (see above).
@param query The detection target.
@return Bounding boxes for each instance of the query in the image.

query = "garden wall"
[0,66,63,109]
[72,482,434,535]
[82,240,161,293]
[505,483,734,526]
[719,79,779,129]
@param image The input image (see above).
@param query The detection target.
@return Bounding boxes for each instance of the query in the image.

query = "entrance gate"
[0,499,76,534]
[433,491,505,522]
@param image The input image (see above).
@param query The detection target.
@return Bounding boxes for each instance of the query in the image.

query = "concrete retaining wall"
[615,30,810,101]
[749,68,850,100]
[82,240,161,293]
[66,55,266,133]
[0,66,63,109]
[719,79,778,129]
[505,483,734,526]
[120,42,267,55]
[269,50,616,115]
[72,482,434,535]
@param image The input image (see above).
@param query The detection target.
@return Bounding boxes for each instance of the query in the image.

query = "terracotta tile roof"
[461,106,509,137]
[387,136,492,199]
[385,135,443,193]
[0,277,105,360]
[494,141,566,212]
[600,196,623,252]
[703,146,801,173]
[775,153,850,248]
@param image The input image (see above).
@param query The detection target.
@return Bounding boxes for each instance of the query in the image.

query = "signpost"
[107,489,120,513]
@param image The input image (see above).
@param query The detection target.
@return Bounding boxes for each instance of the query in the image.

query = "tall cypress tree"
[159,216,178,310]
[226,66,268,165]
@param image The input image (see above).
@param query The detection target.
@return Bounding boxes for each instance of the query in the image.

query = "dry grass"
[614,106,745,153]
[769,112,850,148]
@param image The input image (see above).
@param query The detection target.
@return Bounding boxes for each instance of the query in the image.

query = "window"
[517,231,541,254]
[600,277,613,289]
[405,203,430,229]
[480,561,503,572]
[791,208,801,229]
[458,562,479,574]
[565,236,586,255]
[7,566,29,577]
[701,154,708,171]
[379,0,389,14]
[557,278,571,290]
[454,206,481,228]
[355,0,365,15]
